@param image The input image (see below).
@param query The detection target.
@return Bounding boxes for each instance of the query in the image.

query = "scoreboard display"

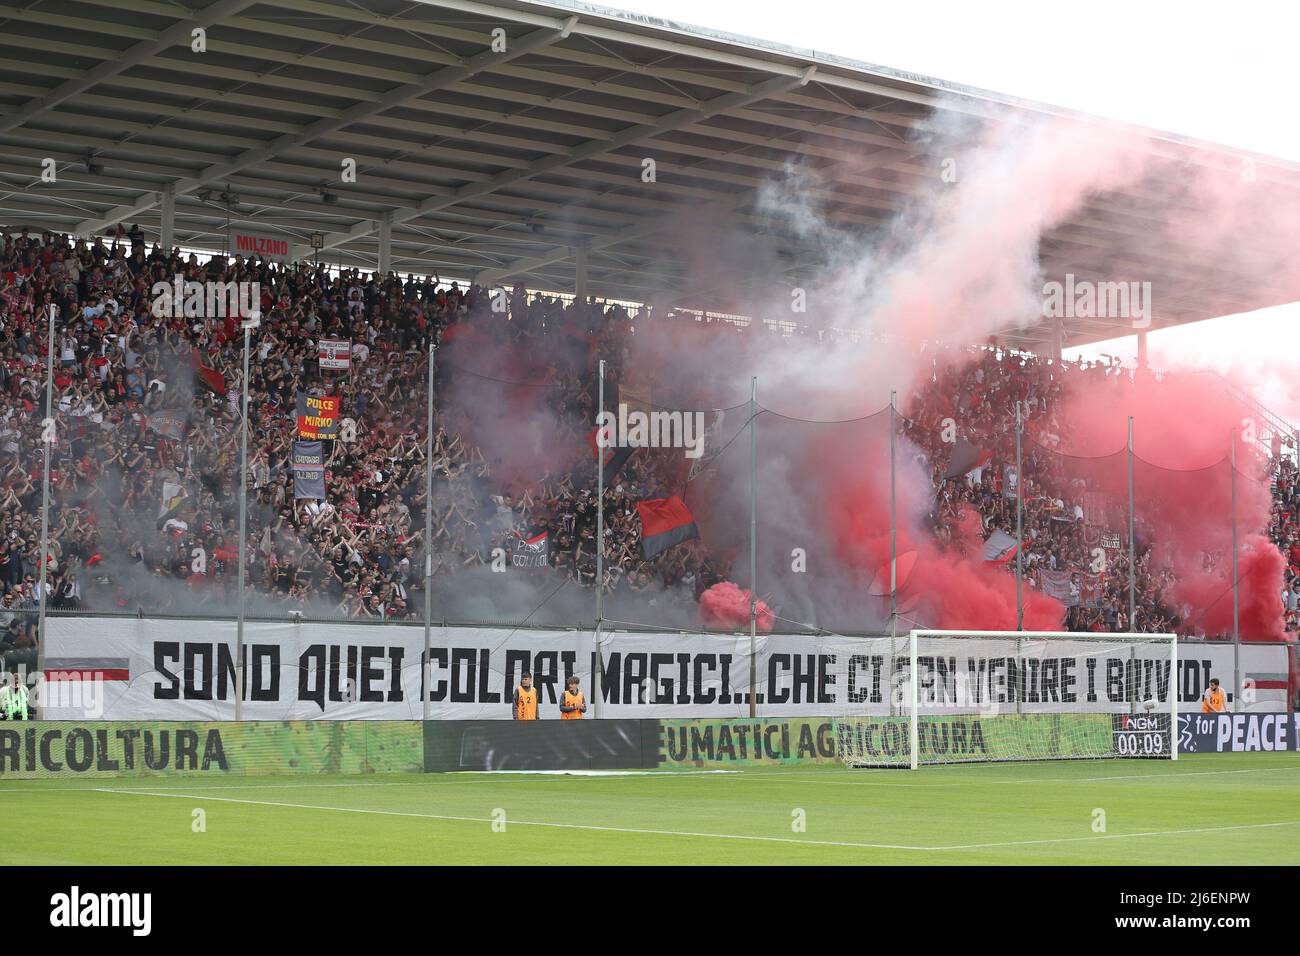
[1112,713,1172,757]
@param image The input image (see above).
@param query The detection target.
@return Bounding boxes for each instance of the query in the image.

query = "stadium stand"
[0,227,1296,663]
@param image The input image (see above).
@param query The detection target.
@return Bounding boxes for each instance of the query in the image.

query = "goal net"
[832,630,1178,769]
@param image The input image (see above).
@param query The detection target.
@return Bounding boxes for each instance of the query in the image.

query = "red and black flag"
[587,424,635,486]
[637,496,699,559]
[983,529,1020,564]
[943,438,990,480]
[191,348,227,396]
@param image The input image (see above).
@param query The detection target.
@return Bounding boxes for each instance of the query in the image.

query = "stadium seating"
[0,227,1295,653]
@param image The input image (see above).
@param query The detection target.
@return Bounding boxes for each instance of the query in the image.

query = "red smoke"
[700,581,775,631]
[817,428,1065,632]
[1054,371,1285,640]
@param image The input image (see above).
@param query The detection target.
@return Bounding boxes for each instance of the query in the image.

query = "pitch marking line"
[94,787,1300,853]
[0,771,732,794]
[754,765,1300,787]
[3,764,1295,795]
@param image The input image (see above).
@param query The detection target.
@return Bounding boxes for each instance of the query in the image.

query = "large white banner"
[230,229,291,263]
[42,618,1290,720]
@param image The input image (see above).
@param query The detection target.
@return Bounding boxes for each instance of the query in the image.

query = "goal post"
[833,630,1179,769]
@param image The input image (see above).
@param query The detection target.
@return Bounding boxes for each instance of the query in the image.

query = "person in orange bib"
[1201,678,1228,713]
[512,673,539,720]
[559,675,587,720]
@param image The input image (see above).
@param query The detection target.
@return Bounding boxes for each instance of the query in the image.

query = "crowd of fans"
[0,225,1295,665]
[907,351,1236,635]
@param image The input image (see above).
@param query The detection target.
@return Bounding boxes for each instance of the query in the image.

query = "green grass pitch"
[4,753,1298,865]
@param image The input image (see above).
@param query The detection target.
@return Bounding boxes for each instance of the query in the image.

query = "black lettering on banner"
[327,645,359,703]
[117,729,139,769]
[1042,658,1059,702]
[154,642,180,699]
[1060,659,1077,703]
[65,729,93,772]
[734,723,750,758]
[818,654,836,704]
[599,652,619,704]
[176,730,199,769]
[1086,656,1098,701]
[797,723,816,757]
[664,726,685,761]
[989,657,1007,703]
[622,653,647,704]
[143,731,168,770]
[768,653,790,704]
[217,642,237,700]
[1155,659,1171,704]
[185,644,213,700]
[693,655,717,704]
[1106,658,1124,702]
[715,725,736,760]
[359,646,385,702]
[41,730,62,771]
[95,729,120,771]
[300,644,326,711]
[0,730,16,770]
[677,654,691,704]
[389,647,404,702]
[717,654,732,705]
[690,725,714,760]
[650,653,673,703]
[934,656,955,704]
[534,651,559,703]
[791,655,814,704]
[847,655,868,707]
[202,729,228,770]
[477,649,498,704]
[916,655,934,704]
[502,650,528,700]
[817,721,836,757]
[426,648,448,702]
[450,647,475,703]
[975,661,991,705]
[560,651,577,688]
[252,644,280,701]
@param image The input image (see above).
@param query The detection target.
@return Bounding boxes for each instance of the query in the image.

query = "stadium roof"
[1,0,1298,350]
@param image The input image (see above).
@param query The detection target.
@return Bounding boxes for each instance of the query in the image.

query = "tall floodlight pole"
[593,359,605,718]
[236,314,260,721]
[36,304,55,715]
[1015,401,1024,631]
[1230,430,1240,710]
[1128,416,1136,630]
[423,343,436,720]
[748,377,757,719]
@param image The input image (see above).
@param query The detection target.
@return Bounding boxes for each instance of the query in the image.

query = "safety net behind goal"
[829,630,1178,768]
